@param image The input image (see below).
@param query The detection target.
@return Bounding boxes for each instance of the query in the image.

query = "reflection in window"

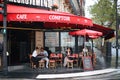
[45,32,59,53]
[61,32,75,53]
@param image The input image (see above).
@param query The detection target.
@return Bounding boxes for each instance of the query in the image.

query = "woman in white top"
[82,46,88,56]
[31,47,40,68]
[63,47,73,67]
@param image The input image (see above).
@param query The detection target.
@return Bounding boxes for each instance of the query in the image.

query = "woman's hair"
[70,47,73,54]
[66,47,73,54]
[41,47,44,50]
[36,47,39,49]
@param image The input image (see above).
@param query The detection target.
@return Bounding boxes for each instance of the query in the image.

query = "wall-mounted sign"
[35,31,43,48]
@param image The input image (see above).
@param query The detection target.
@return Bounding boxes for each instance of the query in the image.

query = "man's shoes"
[46,66,48,68]
[33,65,36,69]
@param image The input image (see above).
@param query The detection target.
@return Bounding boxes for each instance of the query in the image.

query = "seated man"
[39,47,49,68]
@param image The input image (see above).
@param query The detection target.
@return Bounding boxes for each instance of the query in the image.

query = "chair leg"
[67,61,73,68]
[49,60,56,69]
[39,61,45,69]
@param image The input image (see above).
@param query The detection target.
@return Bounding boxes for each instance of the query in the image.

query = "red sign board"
[82,56,93,71]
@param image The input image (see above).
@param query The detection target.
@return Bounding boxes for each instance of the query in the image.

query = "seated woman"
[82,46,89,56]
[31,47,40,68]
[63,47,73,67]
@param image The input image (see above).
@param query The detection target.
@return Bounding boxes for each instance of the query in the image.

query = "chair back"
[72,53,78,58]
[75,54,78,58]
[29,54,32,60]
[57,53,62,58]
[50,53,56,58]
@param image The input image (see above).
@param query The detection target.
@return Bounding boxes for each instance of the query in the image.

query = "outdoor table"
[51,55,59,61]
[36,55,44,61]
[68,55,75,60]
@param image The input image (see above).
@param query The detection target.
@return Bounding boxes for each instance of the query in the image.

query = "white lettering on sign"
[49,15,70,21]
[16,14,27,20]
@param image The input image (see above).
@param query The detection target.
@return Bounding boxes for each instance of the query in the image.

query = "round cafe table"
[51,55,59,61]
[68,55,75,60]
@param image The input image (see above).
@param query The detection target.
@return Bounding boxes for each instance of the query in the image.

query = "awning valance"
[0,4,93,27]
[88,24,115,40]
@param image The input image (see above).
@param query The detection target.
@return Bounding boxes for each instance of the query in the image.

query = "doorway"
[8,30,34,65]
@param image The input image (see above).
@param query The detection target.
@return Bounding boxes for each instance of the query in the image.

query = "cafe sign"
[49,15,70,21]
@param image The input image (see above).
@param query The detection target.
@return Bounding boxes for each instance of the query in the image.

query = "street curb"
[36,68,117,79]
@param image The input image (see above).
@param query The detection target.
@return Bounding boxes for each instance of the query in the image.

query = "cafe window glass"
[45,32,59,53]
[61,32,75,53]
[78,37,84,52]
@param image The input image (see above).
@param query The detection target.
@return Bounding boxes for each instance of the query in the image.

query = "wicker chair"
[56,53,63,67]
[72,53,79,67]
[49,53,56,68]
[29,54,34,68]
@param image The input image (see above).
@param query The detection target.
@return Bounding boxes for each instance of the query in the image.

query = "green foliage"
[89,0,117,28]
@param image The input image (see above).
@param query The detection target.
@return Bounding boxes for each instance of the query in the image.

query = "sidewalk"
[36,68,118,79]
[0,68,120,80]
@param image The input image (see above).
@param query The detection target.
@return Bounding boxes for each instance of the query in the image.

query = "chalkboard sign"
[82,56,93,71]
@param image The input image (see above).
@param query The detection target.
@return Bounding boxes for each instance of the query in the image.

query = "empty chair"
[39,60,45,69]
[49,53,56,68]
[49,60,56,69]
[56,53,63,67]
[72,53,79,67]
[29,54,34,68]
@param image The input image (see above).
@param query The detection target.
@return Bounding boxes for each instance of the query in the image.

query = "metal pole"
[91,39,94,66]
[115,0,118,68]
[3,0,8,75]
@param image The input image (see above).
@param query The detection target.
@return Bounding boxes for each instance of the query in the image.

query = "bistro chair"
[49,53,56,68]
[29,54,34,68]
[79,52,84,68]
[93,53,97,67]
[49,60,56,69]
[67,60,73,68]
[56,53,63,67]
[39,60,45,69]
[72,53,79,67]
[50,53,56,59]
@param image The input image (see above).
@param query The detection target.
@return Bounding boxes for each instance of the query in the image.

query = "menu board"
[35,31,43,48]
[82,56,93,71]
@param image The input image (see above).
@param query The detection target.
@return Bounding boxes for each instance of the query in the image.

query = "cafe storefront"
[0,4,114,72]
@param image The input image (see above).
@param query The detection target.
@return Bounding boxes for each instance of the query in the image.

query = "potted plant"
[51,4,58,11]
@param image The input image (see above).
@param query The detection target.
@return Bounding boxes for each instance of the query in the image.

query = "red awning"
[0,4,93,27]
[89,35,100,39]
[90,24,115,40]
[69,29,103,36]
[69,24,115,40]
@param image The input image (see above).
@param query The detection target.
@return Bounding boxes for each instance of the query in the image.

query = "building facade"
[1,0,86,65]
[8,0,85,15]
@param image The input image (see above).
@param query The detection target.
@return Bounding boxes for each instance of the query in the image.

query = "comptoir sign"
[49,15,70,21]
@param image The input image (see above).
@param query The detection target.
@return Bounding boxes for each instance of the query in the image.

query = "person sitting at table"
[63,47,73,67]
[45,47,52,58]
[39,47,49,68]
[82,46,89,56]
[31,47,41,68]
